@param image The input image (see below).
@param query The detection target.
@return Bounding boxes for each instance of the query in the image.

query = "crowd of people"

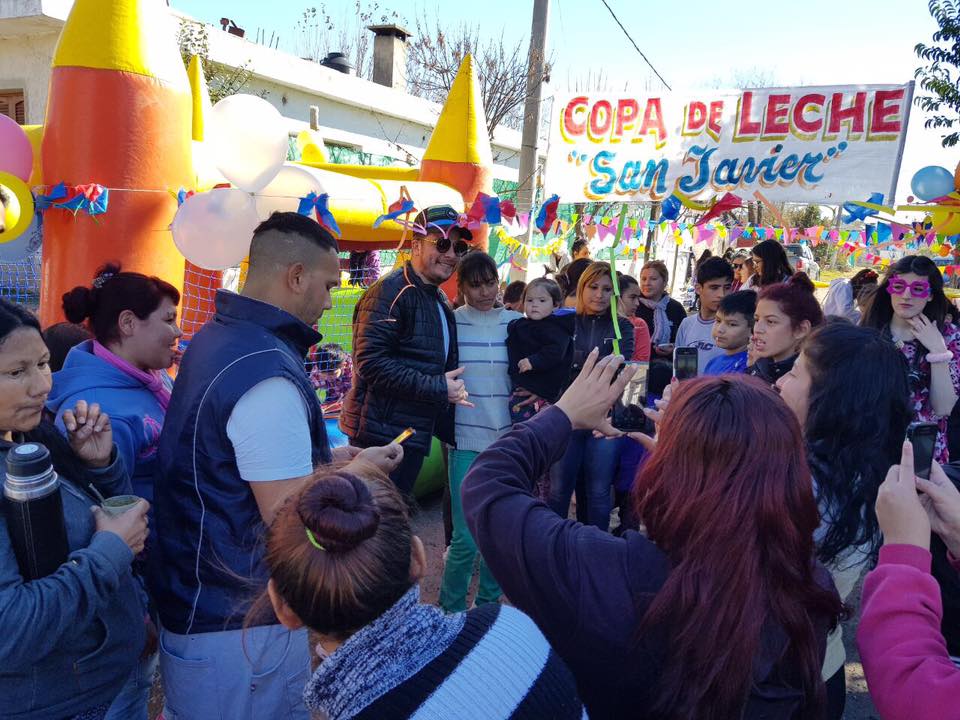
[2,206,960,720]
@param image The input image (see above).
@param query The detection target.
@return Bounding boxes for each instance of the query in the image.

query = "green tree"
[177,19,260,103]
[915,0,960,147]
[783,204,826,229]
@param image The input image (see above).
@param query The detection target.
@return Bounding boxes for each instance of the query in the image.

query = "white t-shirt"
[675,313,726,375]
[225,376,313,482]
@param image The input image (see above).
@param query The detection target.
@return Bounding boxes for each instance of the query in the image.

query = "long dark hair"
[62,263,180,345]
[0,299,100,490]
[634,375,842,720]
[860,255,951,331]
[802,321,912,565]
[752,240,794,287]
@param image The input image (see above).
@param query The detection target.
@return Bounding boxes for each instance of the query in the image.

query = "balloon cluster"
[0,113,41,260]
[911,165,960,236]
[173,94,290,269]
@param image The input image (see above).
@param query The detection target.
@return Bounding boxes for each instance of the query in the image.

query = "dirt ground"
[148,491,880,719]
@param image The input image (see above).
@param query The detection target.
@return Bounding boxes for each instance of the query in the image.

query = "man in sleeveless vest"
[151,212,402,720]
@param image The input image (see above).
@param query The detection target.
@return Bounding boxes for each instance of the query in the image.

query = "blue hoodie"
[47,341,168,504]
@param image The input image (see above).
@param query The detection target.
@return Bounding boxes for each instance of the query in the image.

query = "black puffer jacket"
[340,263,456,453]
[564,312,635,386]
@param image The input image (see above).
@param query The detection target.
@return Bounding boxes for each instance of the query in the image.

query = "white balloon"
[208,94,289,193]
[171,188,259,270]
[192,140,229,190]
[254,163,324,220]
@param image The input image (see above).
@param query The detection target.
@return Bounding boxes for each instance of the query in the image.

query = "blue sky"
[171,0,951,201]
[172,0,936,91]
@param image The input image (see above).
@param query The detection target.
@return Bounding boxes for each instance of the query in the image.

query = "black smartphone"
[611,362,651,432]
[907,422,938,480]
[673,347,698,380]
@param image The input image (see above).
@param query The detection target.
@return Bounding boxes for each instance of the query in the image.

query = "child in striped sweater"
[260,465,585,720]
[439,252,522,612]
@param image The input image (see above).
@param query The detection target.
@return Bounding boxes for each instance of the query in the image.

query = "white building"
[0,0,543,181]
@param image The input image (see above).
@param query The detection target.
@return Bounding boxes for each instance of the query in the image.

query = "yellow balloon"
[22,125,43,185]
[0,171,35,243]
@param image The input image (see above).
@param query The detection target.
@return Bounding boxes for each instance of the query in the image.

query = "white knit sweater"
[453,305,522,452]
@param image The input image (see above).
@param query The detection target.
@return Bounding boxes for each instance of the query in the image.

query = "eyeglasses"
[886,276,932,298]
[732,262,745,269]
[424,236,470,257]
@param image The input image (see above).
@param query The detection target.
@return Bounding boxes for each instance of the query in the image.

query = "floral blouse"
[894,321,960,464]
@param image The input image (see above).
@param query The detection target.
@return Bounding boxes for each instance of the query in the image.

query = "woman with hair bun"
[48,263,181,505]
[748,272,823,384]
[260,465,584,720]
[46,263,180,720]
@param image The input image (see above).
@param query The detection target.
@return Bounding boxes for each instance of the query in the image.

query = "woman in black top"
[547,262,633,530]
[748,274,823,384]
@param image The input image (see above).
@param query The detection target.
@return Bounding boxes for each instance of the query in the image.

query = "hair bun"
[297,472,381,552]
[788,272,815,293]
[61,286,94,324]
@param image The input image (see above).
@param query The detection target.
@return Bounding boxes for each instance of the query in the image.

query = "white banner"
[544,83,913,205]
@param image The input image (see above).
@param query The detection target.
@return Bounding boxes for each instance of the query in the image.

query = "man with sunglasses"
[341,205,475,494]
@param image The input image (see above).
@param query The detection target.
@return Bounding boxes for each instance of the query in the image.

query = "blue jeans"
[103,651,158,720]
[158,624,310,720]
[548,430,619,530]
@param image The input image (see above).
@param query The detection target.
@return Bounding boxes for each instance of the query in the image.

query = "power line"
[598,0,671,91]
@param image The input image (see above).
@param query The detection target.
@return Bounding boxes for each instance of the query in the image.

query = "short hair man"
[151,212,400,720]
[341,205,474,494]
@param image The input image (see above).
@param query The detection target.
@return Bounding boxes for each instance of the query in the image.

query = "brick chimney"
[367,24,411,91]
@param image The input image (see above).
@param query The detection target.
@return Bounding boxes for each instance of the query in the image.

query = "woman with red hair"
[462,352,843,720]
[748,273,823,384]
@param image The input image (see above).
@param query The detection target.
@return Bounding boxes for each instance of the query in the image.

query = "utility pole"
[512,0,550,281]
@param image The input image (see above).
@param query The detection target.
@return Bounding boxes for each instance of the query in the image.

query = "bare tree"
[178,19,262,103]
[406,12,548,140]
[293,2,401,79]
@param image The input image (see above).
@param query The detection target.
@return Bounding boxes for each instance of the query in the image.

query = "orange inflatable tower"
[39,0,193,325]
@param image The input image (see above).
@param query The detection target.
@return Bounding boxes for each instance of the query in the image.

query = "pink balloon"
[0,114,33,182]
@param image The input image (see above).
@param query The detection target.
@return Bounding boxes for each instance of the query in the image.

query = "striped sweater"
[453,305,522,452]
[303,586,586,719]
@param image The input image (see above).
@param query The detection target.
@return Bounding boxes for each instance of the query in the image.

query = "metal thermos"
[3,443,69,580]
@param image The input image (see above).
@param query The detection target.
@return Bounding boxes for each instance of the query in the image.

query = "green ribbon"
[608,205,628,357]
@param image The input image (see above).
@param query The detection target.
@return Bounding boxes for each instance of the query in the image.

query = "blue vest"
[150,291,330,634]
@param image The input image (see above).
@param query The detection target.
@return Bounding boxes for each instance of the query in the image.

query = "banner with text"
[544,84,913,205]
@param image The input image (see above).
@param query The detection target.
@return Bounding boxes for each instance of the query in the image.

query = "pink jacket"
[857,544,960,720]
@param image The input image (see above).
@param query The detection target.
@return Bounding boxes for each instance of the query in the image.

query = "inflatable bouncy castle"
[0,0,495,326]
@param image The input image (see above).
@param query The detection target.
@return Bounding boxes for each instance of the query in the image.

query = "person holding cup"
[0,298,150,720]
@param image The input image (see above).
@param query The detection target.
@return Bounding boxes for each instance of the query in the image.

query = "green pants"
[438,449,502,612]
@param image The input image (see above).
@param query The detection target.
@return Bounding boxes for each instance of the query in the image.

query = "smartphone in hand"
[673,347,698,380]
[907,422,938,480]
[611,362,651,432]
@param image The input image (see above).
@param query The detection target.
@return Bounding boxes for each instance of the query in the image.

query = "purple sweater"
[462,406,832,719]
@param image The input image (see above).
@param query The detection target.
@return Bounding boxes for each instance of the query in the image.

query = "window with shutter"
[0,91,26,123]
